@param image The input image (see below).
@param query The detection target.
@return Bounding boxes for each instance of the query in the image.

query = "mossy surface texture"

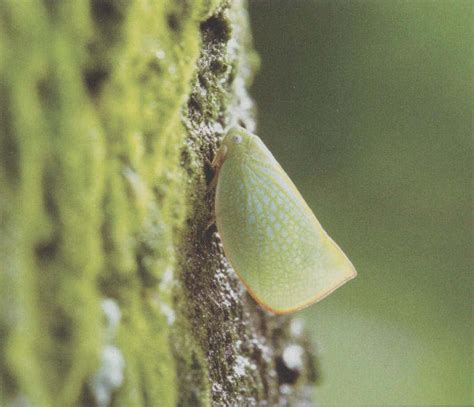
[0,1,316,406]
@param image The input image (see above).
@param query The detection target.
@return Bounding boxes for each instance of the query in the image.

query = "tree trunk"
[0,1,317,406]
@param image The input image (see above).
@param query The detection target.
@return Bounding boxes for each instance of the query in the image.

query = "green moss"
[0,0,224,405]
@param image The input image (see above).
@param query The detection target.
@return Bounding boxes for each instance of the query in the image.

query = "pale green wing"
[215,137,356,314]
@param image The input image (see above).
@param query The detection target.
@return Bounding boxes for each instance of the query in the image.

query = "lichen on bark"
[0,1,317,406]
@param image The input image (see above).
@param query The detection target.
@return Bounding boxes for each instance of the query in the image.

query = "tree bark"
[0,1,317,406]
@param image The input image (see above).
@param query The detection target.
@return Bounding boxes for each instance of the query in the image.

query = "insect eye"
[232,134,242,144]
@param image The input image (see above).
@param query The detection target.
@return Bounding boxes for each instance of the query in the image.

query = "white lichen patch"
[153,266,176,325]
[160,266,174,287]
[282,344,304,371]
[211,121,225,136]
[155,49,166,60]
[102,298,121,339]
[160,302,176,325]
[227,4,257,132]
[122,166,149,210]
[233,354,255,378]
[279,384,292,395]
[236,394,260,406]
[213,264,242,306]
[250,337,272,364]
[289,318,305,338]
[90,345,125,407]
[90,298,125,407]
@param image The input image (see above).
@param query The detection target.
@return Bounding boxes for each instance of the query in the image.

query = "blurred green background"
[249,1,472,405]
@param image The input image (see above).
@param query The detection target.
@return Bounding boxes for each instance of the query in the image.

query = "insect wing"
[215,136,356,313]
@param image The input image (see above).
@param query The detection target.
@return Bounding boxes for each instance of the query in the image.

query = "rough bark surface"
[0,1,317,406]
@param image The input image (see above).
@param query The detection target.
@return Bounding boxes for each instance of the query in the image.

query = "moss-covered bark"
[0,1,316,406]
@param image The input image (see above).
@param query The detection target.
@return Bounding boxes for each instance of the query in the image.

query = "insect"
[211,126,357,314]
